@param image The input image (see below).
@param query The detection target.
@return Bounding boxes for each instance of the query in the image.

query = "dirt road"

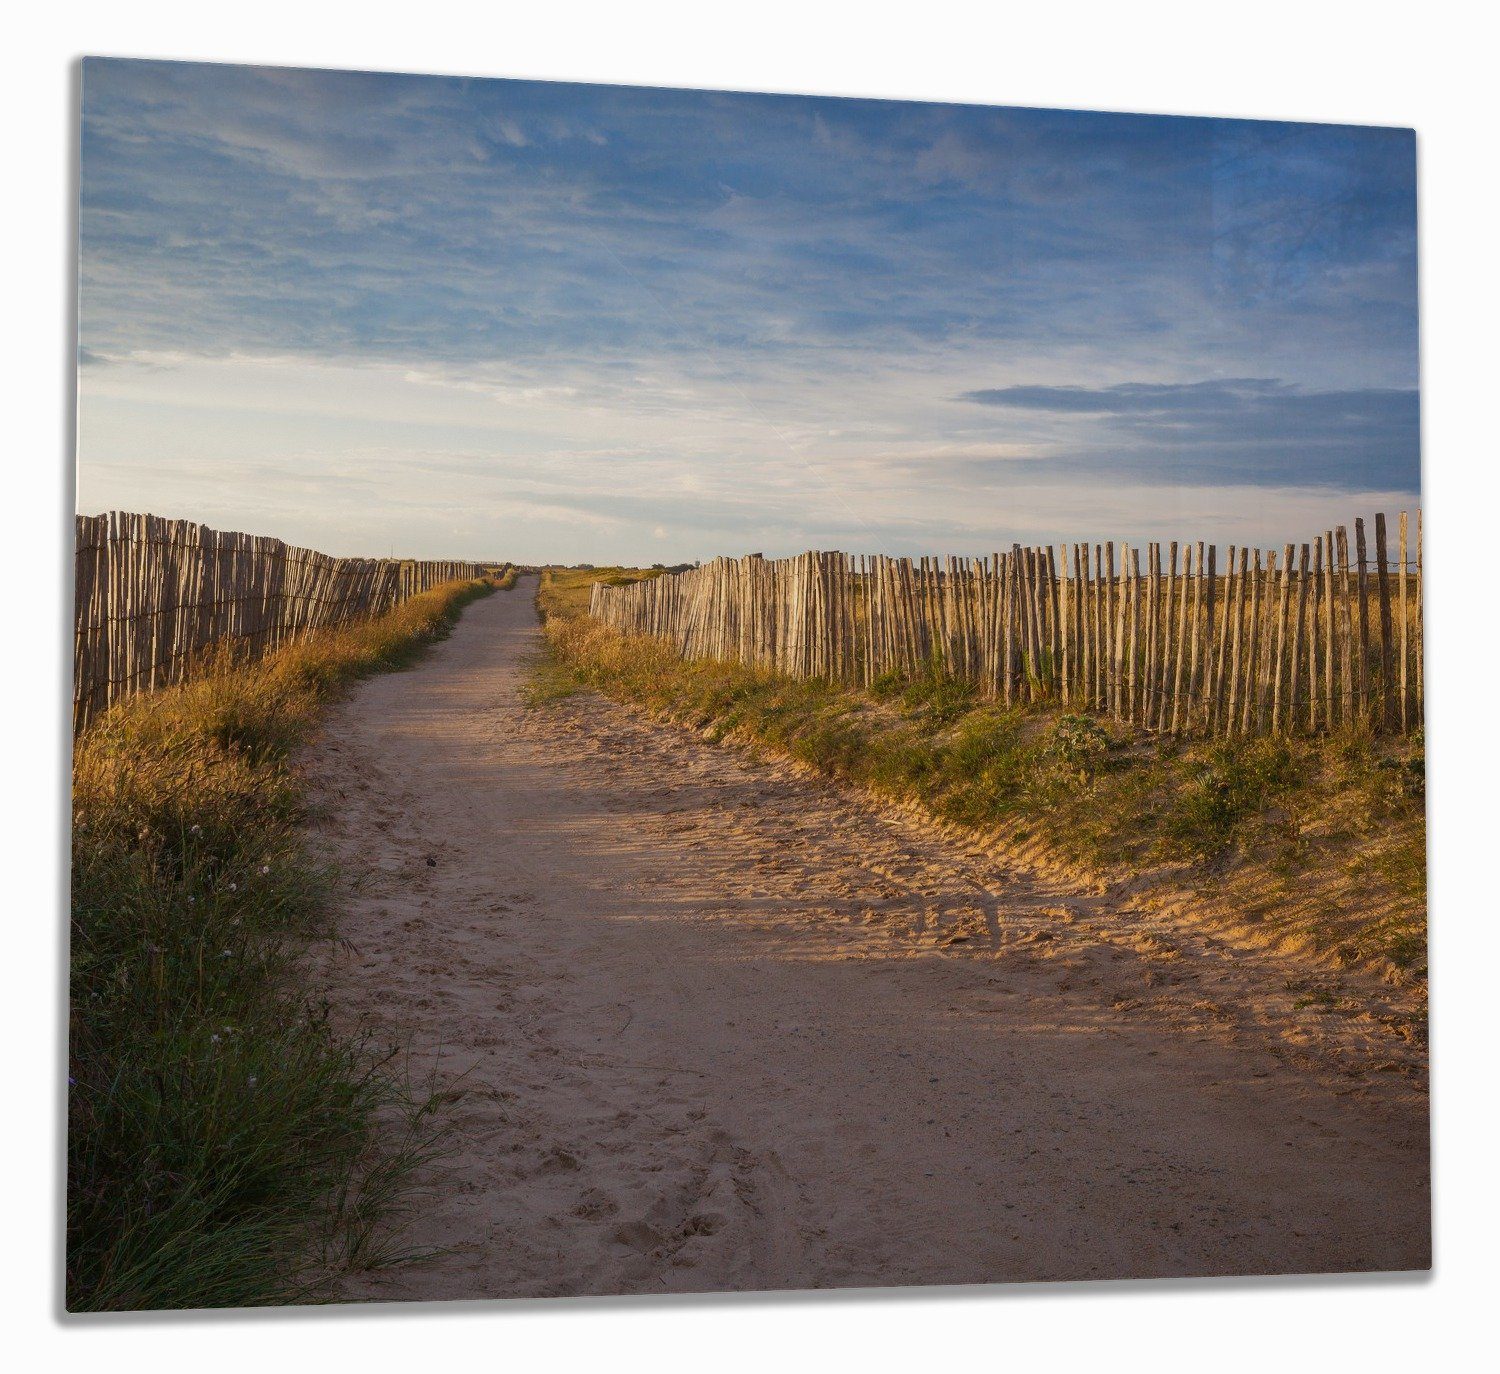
[304,579,1428,1301]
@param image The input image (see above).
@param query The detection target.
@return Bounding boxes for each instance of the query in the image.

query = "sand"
[302,578,1429,1302]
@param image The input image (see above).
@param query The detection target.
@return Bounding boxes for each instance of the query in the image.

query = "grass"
[68,575,498,1311]
[534,566,1427,983]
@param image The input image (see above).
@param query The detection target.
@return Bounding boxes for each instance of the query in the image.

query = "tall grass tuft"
[68,577,495,1311]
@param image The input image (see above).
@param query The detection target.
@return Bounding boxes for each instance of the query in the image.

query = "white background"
[5,3,1496,1369]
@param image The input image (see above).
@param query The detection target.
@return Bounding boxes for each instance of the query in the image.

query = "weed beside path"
[68,576,498,1311]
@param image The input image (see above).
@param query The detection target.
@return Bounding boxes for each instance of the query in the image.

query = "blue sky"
[77,59,1419,562]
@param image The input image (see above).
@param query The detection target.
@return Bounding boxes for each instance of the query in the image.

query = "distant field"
[537,564,665,621]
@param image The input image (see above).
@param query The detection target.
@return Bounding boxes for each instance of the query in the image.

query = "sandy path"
[303,579,1428,1301]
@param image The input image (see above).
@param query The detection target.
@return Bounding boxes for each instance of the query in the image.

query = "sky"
[76,59,1420,564]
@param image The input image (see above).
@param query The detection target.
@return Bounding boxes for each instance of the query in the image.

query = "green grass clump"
[869,667,979,725]
[1159,738,1301,856]
[68,577,494,1311]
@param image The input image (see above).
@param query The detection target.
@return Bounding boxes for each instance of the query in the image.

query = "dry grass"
[533,568,1426,989]
[68,576,497,1311]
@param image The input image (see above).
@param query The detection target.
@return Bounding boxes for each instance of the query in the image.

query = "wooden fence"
[590,512,1424,737]
[74,511,497,731]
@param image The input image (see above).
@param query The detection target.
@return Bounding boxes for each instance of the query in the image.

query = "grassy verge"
[68,576,496,1311]
[535,568,1426,986]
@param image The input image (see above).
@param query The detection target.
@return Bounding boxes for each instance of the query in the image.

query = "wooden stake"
[1375,513,1395,731]
[1336,526,1354,730]
[1354,517,1372,726]
[1271,543,1293,733]
[1398,512,1409,732]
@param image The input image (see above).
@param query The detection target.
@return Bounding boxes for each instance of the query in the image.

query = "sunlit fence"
[590,512,1423,737]
[74,511,502,731]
